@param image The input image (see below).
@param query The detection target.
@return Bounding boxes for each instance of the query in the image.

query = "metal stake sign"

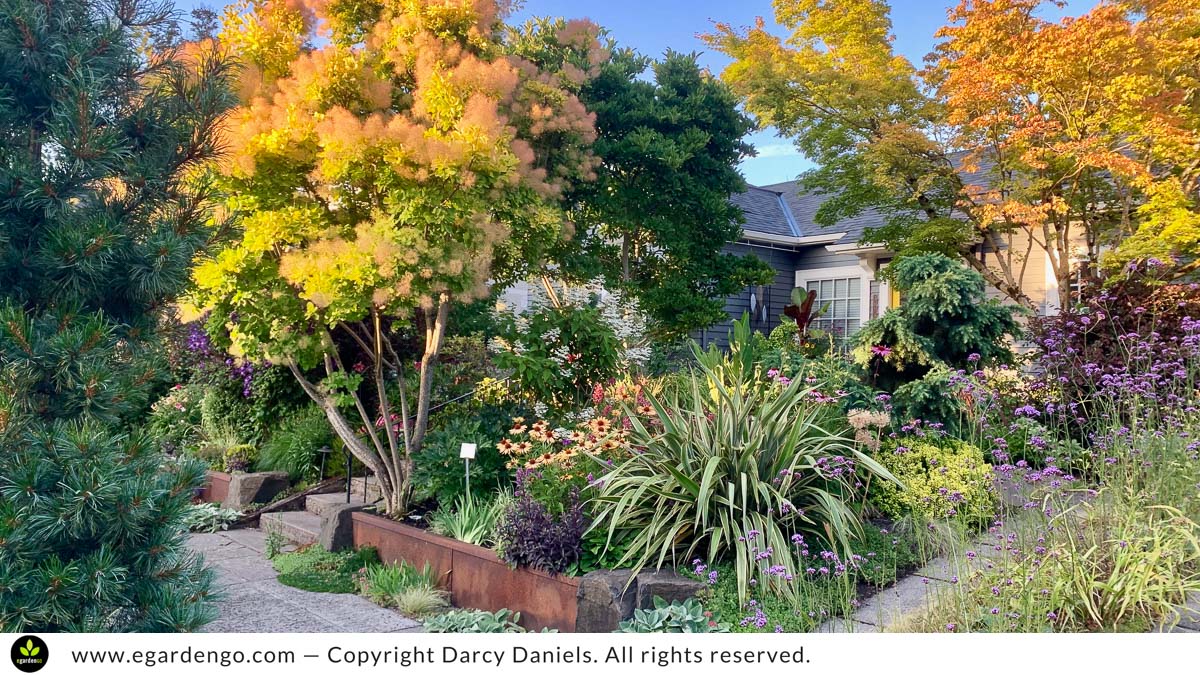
[460,443,477,496]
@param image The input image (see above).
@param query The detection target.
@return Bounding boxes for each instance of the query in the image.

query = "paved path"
[817,555,956,633]
[1157,593,1200,634]
[817,549,1200,633]
[190,529,423,633]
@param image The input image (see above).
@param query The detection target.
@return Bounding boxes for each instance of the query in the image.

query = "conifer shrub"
[0,0,234,631]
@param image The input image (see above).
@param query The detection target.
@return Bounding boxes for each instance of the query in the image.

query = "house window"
[805,276,861,340]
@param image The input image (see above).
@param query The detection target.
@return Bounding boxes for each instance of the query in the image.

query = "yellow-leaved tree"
[190,0,599,515]
[706,0,1200,309]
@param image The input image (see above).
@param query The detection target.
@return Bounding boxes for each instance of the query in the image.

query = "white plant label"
[459,443,477,459]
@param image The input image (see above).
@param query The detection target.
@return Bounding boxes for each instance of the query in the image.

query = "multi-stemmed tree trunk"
[0,1,234,631]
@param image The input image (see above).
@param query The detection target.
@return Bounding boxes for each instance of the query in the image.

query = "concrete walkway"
[190,529,423,633]
[817,550,1200,633]
[1157,593,1200,634]
[817,555,957,633]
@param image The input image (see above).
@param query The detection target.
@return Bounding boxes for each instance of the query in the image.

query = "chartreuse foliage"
[190,0,598,515]
[0,1,235,631]
[590,319,897,603]
[870,439,995,524]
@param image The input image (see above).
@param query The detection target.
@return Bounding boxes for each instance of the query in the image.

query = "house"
[697,178,1068,347]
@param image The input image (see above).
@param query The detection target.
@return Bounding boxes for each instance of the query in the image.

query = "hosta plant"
[617,597,729,633]
[590,327,896,602]
[184,503,243,533]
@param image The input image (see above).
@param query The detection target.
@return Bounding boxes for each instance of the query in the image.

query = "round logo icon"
[10,635,48,673]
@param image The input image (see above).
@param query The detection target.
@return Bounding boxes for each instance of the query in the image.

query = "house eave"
[740,231,848,246]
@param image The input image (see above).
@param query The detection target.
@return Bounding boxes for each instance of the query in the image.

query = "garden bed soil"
[351,511,581,632]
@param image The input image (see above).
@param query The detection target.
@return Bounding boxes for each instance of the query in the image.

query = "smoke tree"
[190,0,597,515]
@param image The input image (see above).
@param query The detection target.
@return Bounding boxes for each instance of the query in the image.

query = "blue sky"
[177,0,1099,185]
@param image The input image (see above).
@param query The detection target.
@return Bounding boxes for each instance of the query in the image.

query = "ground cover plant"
[270,547,379,594]
[616,597,730,633]
[423,609,535,633]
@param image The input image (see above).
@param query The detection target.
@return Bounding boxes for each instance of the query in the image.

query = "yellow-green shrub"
[871,439,994,522]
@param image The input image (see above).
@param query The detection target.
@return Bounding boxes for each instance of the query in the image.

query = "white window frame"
[794,264,873,338]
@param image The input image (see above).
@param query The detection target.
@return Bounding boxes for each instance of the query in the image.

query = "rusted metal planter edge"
[351,511,581,632]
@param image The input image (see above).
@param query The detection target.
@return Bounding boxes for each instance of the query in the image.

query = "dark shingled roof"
[757,180,887,246]
[740,151,999,247]
[729,185,799,238]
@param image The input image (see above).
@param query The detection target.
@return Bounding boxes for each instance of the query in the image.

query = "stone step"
[349,476,383,503]
[261,511,321,548]
[305,492,368,517]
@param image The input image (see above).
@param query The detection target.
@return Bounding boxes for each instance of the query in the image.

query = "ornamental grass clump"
[354,561,447,616]
[590,321,896,602]
[428,493,510,548]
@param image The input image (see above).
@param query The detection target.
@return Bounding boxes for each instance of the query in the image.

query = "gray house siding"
[696,242,805,349]
[793,246,862,271]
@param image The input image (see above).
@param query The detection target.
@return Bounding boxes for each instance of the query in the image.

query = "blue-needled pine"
[0,0,235,632]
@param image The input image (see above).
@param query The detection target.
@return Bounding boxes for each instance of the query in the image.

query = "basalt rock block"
[635,570,704,609]
[575,569,637,632]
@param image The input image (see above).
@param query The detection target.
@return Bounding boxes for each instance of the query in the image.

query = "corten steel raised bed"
[200,470,231,505]
[351,511,581,632]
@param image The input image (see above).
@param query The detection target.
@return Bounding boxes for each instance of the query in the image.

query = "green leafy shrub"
[413,401,522,505]
[590,319,896,601]
[870,439,995,523]
[571,527,635,576]
[354,561,447,615]
[147,384,205,455]
[199,386,261,447]
[272,547,380,594]
[491,280,647,410]
[423,608,537,633]
[191,365,308,446]
[258,405,335,480]
[184,503,243,533]
[428,493,509,547]
[616,597,729,633]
